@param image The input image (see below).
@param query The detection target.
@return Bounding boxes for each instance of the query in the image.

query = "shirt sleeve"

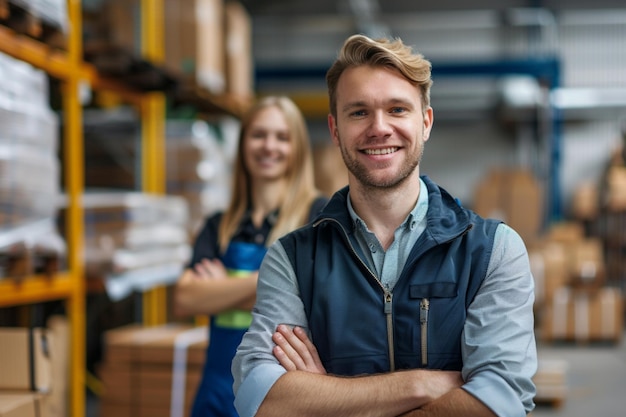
[188,212,222,267]
[461,224,538,416]
[232,239,309,417]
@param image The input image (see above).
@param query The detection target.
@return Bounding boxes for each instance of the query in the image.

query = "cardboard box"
[164,0,225,93]
[605,166,626,211]
[0,328,52,392]
[223,1,253,99]
[0,394,38,417]
[99,324,207,417]
[571,181,600,220]
[103,0,225,93]
[46,316,68,417]
[0,392,48,417]
[98,366,134,404]
[541,286,624,343]
[528,241,569,308]
[473,168,543,244]
[102,323,186,365]
[99,402,133,417]
[533,359,568,406]
[568,238,606,289]
[135,327,207,367]
[544,221,585,243]
[137,382,198,408]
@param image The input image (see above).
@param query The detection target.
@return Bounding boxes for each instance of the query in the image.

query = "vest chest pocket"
[409,282,457,299]
[398,282,463,369]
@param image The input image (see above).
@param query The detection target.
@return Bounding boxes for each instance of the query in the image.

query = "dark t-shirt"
[188,196,328,267]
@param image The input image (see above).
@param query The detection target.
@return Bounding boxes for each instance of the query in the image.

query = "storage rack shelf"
[0,2,86,417]
[0,274,74,305]
[0,1,166,416]
[1,2,251,416]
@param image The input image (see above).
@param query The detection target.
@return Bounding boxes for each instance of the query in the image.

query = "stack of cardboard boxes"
[473,166,624,345]
[0,328,51,417]
[531,222,623,344]
[473,165,626,409]
[93,0,253,102]
[0,317,68,417]
[98,324,207,417]
[473,167,544,245]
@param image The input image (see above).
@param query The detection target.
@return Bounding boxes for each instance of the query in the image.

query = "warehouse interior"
[1,0,625,416]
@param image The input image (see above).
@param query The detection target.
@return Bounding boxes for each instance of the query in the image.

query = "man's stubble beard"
[337,135,425,191]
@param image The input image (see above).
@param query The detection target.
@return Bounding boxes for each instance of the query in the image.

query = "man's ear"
[328,114,340,146]
[423,107,434,141]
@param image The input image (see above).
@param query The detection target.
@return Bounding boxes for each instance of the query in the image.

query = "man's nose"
[367,112,393,137]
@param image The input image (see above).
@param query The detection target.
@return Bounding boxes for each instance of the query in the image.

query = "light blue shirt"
[232,179,537,417]
[348,177,429,291]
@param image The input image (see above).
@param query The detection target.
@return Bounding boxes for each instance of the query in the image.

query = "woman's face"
[243,105,294,183]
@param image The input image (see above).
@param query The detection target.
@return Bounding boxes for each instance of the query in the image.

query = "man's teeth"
[364,147,397,155]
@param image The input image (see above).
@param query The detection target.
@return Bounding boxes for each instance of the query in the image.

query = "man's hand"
[272,324,327,375]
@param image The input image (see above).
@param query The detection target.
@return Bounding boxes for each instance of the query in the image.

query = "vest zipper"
[384,290,395,371]
[319,218,397,372]
[420,298,430,366]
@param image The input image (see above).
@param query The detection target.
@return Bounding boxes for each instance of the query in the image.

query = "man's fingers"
[274,327,306,360]
[272,345,296,371]
[273,325,327,375]
[293,326,326,371]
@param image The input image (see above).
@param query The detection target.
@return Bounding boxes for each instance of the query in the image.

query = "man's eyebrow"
[340,101,367,113]
[388,98,416,108]
[341,98,416,113]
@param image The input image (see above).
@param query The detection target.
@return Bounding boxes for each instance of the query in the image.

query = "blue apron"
[190,241,267,417]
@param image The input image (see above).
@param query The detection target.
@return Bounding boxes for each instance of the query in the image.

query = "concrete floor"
[531,332,626,417]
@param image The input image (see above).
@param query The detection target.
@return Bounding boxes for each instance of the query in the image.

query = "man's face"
[328,65,433,190]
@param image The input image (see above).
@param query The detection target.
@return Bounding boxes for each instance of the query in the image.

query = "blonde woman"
[174,96,327,417]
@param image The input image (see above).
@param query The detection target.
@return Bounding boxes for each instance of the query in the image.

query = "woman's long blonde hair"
[218,96,321,252]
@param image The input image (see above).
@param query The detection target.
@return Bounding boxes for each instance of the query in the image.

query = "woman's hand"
[192,258,228,280]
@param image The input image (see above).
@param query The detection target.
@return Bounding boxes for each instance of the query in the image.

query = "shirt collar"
[347,177,429,233]
[239,206,280,229]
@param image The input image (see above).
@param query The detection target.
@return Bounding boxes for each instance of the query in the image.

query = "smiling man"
[232,34,537,417]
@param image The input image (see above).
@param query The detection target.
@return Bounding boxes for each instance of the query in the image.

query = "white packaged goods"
[58,191,192,299]
[0,51,64,269]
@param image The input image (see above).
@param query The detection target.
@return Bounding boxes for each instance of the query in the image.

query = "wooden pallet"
[0,0,67,50]
[533,358,568,409]
[0,242,62,279]
[83,41,179,92]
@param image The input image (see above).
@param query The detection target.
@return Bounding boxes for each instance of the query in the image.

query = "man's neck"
[349,176,421,250]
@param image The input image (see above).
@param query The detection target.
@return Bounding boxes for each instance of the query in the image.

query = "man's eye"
[351,110,366,117]
[390,107,406,114]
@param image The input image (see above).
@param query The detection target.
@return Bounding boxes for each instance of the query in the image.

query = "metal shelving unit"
[0,2,86,417]
[2,1,252,413]
[0,0,168,414]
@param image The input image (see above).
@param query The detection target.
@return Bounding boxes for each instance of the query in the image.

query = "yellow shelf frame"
[140,0,168,327]
[0,274,74,306]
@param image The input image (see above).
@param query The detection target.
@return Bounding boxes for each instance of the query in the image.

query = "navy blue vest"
[280,176,499,376]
